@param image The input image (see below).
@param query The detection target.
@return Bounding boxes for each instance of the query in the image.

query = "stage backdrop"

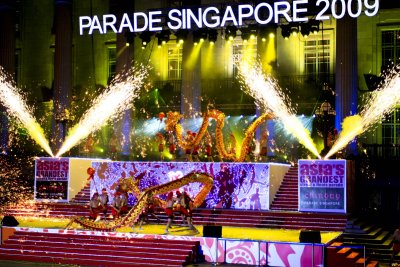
[298,159,346,213]
[90,161,290,210]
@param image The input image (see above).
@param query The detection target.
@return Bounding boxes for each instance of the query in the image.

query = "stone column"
[181,33,201,118]
[52,0,72,152]
[0,0,15,153]
[335,16,358,155]
[112,0,133,159]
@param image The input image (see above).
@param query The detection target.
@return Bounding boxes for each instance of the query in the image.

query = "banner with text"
[298,159,346,213]
[35,158,70,201]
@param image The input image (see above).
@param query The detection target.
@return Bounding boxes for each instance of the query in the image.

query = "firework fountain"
[325,70,400,159]
[237,61,321,159]
[55,66,148,157]
[0,69,54,157]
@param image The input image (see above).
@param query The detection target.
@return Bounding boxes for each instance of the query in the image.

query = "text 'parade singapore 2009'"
[79,0,379,35]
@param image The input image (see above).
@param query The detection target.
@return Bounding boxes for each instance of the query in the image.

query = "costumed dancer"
[175,191,186,225]
[228,133,236,157]
[156,133,165,161]
[259,131,268,162]
[177,191,198,233]
[133,192,161,232]
[108,132,119,160]
[191,132,200,162]
[183,191,198,233]
[145,194,161,223]
[111,191,128,219]
[185,131,193,162]
[164,192,175,234]
[99,188,109,219]
[84,134,95,157]
[168,131,176,160]
[89,193,101,222]
[205,131,213,162]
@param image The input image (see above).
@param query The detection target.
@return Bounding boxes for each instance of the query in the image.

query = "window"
[304,36,330,80]
[232,38,257,76]
[381,30,400,72]
[381,30,400,145]
[167,44,182,80]
[107,46,116,84]
[381,108,400,145]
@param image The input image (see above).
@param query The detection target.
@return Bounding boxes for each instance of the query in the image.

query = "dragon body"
[165,109,273,162]
[67,172,213,231]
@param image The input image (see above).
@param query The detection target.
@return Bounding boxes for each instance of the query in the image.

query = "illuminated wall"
[356,9,400,144]
[19,0,54,100]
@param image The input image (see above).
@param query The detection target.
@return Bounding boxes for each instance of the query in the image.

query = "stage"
[2,157,350,266]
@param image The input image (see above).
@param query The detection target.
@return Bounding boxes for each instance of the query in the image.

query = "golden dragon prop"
[66,171,213,231]
[165,109,273,162]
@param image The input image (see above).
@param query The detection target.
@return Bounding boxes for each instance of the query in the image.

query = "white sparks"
[237,61,321,159]
[55,66,148,157]
[325,71,400,159]
[0,69,53,157]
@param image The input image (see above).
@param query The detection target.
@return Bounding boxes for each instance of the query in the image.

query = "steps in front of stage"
[0,229,201,267]
[270,165,299,211]
[4,202,347,231]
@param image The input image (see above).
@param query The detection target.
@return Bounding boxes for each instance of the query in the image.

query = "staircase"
[0,230,202,267]
[4,203,347,231]
[334,217,400,265]
[71,182,91,204]
[326,241,379,267]
[270,165,298,211]
[186,209,346,231]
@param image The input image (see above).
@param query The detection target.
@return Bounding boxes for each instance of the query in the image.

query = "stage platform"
[0,158,357,266]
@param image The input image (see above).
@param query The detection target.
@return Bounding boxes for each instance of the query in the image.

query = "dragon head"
[165,111,182,132]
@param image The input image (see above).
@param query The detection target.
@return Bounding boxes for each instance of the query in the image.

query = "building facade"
[1,0,400,216]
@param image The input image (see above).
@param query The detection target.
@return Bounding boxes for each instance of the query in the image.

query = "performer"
[185,131,193,162]
[175,191,186,225]
[168,131,176,160]
[99,188,109,219]
[178,191,198,233]
[108,132,119,160]
[119,192,129,216]
[156,133,165,161]
[204,131,213,162]
[84,134,95,157]
[228,133,236,156]
[89,192,101,221]
[164,192,175,234]
[259,131,268,161]
[184,192,198,232]
[191,132,200,162]
[111,191,128,219]
[133,192,160,232]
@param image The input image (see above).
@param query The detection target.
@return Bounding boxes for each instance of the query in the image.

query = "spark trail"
[55,66,148,157]
[0,69,53,156]
[237,61,321,159]
[325,71,400,159]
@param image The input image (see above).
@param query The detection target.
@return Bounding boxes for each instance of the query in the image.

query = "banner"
[298,159,346,213]
[34,158,70,201]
